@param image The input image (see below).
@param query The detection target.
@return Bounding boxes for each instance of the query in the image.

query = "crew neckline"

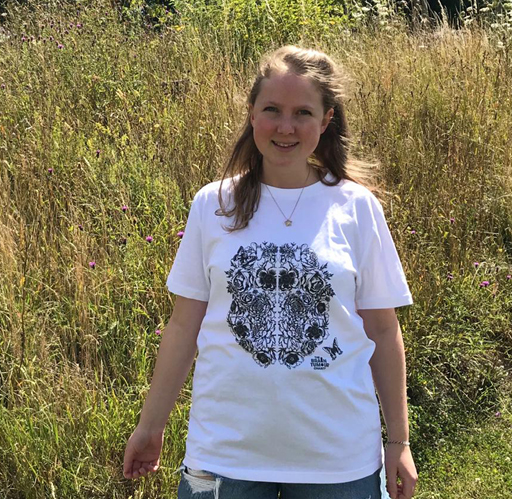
[260,171,337,199]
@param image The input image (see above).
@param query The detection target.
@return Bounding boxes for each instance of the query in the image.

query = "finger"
[387,487,398,499]
[124,460,137,479]
[149,462,160,472]
[123,449,134,478]
[133,468,146,478]
[123,461,132,479]
[401,475,417,498]
[386,468,398,499]
[141,462,157,474]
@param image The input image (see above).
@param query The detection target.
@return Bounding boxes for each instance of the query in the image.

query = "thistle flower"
[146,236,153,243]
[155,329,161,336]
[89,261,96,269]
[479,281,489,288]
[474,262,479,268]
[122,205,128,212]
[177,231,184,238]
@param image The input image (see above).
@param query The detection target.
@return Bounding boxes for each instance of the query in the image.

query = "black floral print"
[225,242,337,369]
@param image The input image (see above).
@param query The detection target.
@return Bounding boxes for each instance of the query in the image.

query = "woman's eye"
[262,107,311,115]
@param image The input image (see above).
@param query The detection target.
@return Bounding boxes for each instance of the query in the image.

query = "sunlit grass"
[0,0,511,497]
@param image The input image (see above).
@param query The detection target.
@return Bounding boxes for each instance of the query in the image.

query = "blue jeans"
[176,463,390,498]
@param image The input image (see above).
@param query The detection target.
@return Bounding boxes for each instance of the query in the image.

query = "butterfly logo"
[322,337,343,361]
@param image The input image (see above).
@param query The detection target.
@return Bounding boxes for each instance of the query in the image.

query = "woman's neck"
[261,166,321,189]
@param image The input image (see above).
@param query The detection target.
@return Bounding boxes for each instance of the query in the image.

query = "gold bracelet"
[386,440,410,446]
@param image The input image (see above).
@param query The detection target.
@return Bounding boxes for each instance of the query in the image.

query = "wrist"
[385,439,410,447]
[386,429,410,443]
[138,415,167,434]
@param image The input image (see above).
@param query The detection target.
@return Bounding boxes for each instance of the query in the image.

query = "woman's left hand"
[384,444,418,499]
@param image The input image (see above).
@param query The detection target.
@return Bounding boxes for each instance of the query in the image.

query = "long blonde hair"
[215,45,387,232]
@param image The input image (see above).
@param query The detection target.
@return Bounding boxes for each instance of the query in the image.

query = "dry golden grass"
[0,0,511,497]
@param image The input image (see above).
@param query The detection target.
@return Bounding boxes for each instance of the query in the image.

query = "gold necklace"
[263,168,311,227]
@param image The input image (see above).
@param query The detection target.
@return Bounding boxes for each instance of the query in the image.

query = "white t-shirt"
[166,171,413,484]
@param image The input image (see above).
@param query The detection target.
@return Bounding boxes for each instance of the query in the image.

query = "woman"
[123,45,418,499]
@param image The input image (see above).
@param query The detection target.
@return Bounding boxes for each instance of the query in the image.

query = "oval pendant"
[285,220,292,226]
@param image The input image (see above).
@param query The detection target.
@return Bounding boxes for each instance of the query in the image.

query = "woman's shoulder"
[328,175,379,204]
[193,176,236,204]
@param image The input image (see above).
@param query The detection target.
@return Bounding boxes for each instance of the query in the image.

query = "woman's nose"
[276,117,295,134]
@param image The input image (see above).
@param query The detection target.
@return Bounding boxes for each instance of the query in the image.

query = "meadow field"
[0,0,511,497]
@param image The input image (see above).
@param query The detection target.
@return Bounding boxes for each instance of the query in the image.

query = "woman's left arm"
[357,308,418,499]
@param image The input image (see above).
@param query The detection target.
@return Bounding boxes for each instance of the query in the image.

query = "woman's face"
[249,71,333,174]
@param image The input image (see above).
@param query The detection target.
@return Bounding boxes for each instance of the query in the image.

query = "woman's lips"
[272,140,298,151]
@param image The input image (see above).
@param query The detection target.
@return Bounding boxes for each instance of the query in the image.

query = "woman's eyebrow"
[264,101,315,111]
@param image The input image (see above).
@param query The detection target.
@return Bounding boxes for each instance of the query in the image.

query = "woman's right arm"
[123,295,207,479]
[138,295,208,432]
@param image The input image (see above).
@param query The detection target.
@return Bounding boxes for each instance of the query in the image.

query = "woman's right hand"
[123,426,165,479]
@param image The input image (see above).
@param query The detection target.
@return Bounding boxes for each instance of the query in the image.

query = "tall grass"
[0,0,511,497]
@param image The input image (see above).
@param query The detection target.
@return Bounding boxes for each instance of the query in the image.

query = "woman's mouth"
[272,141,299,151]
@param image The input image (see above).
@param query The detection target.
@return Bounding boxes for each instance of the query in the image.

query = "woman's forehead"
[257,71,322,106]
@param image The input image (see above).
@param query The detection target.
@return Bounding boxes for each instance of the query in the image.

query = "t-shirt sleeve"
[354,193,413,310]
[166,191,210,302]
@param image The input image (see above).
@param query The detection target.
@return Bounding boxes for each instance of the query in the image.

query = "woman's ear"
[321,108,334,133]
[248,104,254,126]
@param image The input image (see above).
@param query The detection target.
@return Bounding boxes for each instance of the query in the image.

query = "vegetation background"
[0,0,511,497]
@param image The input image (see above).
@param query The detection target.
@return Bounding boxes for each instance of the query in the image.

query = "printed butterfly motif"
[322,337,343,361]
